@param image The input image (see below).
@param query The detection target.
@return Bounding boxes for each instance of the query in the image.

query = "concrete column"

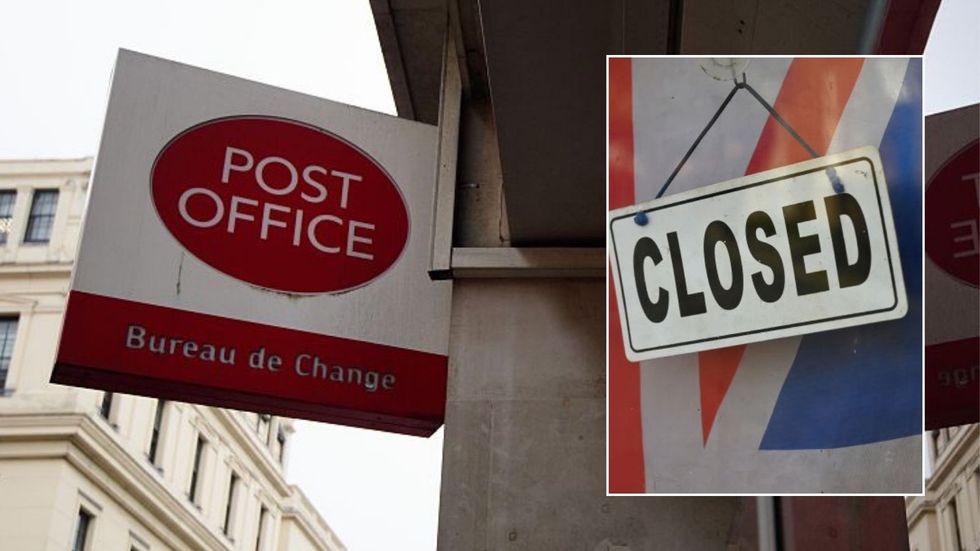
[438,278,739,550]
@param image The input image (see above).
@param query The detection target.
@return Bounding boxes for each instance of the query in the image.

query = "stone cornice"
[205,411,341,549]
[211,408,292,497]
[0,158,92,176]
[0,263,73,276]
[0,412,232,551]
[284,485,346,551]
[906,494,936,525]
[282,498,345,551]
[929,424,979,490]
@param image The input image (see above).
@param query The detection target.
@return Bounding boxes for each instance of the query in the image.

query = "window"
[188,435,206,504]
[72,508,93,551]
[0,191,15,244]
[148,399,166,466]
[98,392,113,421]
[223,472,239,537]
[947,499,963,551]
[277,428,287,464]
[258,413,270,443]
[935,429,949,456]
[0,317,18,393]
[255,505,267,551]
[975,468,980,520]
[23,189,58,243]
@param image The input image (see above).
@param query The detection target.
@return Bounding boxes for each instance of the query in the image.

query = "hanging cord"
[654,84,741,201]
[737,74,820,160]
[634,72,843,227]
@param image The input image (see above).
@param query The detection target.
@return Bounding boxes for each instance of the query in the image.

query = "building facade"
[0,158,344,551]
[908,424,980,551]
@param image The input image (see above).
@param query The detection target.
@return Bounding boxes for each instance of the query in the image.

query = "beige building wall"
[908,423,980,551]
[0,158,344,551]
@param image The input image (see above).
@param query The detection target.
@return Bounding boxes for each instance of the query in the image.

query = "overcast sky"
[0,2,440,550]
[1,0,977,549]
[923,0,980,114]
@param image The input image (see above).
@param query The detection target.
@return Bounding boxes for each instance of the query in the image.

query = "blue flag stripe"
[760,59,922,450]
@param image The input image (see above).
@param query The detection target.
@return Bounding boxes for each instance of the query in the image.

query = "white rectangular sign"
[609,146,906,361]
[53,50,451,435]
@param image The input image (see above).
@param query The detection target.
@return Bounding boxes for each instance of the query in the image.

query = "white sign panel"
[53,50,451,436]
[609,146,906,361]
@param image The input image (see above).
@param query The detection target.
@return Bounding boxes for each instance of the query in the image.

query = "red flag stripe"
[746,58,866,174]
[608,57,645,492]
[698,58,866,446]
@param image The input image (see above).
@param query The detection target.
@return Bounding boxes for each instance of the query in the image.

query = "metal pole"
[857,0,889,54]
[757,496,779,551]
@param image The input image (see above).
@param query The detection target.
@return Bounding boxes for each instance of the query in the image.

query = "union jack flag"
[608,57,922,494]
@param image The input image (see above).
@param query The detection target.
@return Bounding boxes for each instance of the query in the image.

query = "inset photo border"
[606,55,926,495]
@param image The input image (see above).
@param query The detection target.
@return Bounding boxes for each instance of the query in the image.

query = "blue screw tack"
[634,211,649,226]
[827,167,845,193]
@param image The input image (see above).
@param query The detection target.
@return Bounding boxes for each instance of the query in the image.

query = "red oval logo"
[925,140,979,287]
[151,116,409,294]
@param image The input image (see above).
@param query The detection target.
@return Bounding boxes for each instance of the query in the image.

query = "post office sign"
[51,50,451,436]
[609,146,907,361]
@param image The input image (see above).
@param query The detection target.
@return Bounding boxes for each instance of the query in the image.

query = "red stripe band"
[608,57,646,493]
[925,337,980,430]
[52,291,448,436]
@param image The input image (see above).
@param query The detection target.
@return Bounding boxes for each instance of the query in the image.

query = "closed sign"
[609,147,907,360]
